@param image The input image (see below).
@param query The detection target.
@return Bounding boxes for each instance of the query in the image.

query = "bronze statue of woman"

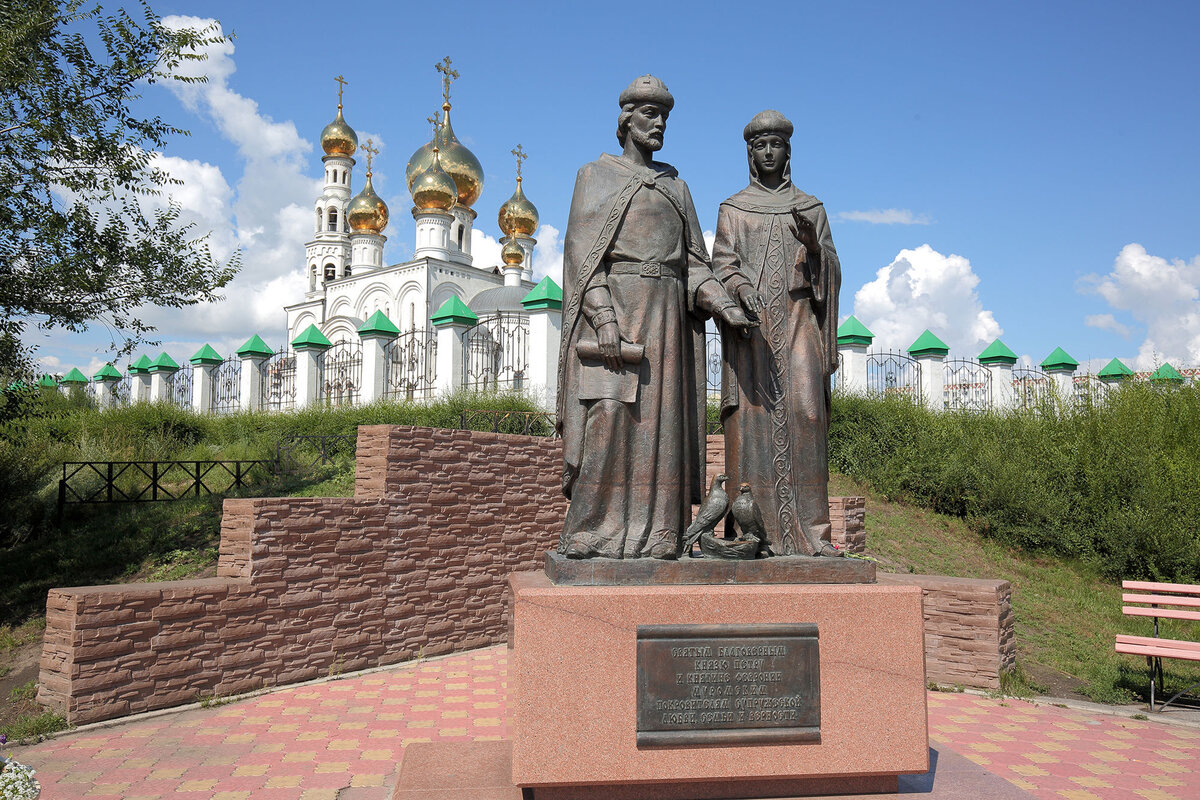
[711,110,842,557]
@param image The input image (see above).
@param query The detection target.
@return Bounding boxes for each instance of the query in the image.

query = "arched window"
[327,207,338,232]
[457,226,465,250]
[344,265,352,278]
[309,265,317,290]
[324,263,336,281]
[316,207,322,231]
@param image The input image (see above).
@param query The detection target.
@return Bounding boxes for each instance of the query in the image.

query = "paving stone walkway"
[10,646,1200,799]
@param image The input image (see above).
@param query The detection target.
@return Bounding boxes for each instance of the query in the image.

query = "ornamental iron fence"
[167,368,193,407]
[211,357,242,413]
[1012,367,1050,410]
[705,329,723,403]
[463,312,529,392]
[943,359,992,412]
[319,339,362,406]
[866,351,921,399]
[261,348,297,412]
[113,375,132,405]
[385,328,437,401]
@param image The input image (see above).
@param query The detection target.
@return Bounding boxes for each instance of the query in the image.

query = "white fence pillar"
[978,339,1018,411]
[94,378,118,409]
[1041,347,1079,404]
[431,297,478,397]
[985,363,1014,410]
[292,325,332,408]
[836,342,868,394]
[522,278,563,410]
[294,347,323,408]
[132,372,151,403]
[524,307,561,411]
[358,311,400,405]
[189,345,222,414]
[908,330,949,411]
[149,367,174,402]
[236,336,273,412]
[192,363,215,413]
[835,316,874,395]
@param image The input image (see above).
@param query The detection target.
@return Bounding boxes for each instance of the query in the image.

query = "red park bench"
[1115,580,1200,712]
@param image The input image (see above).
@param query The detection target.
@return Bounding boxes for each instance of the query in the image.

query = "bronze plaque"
[636,623,820,747]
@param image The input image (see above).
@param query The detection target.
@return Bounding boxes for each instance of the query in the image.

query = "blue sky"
[33,0,1200,377]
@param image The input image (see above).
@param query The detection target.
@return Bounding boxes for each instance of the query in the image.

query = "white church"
[284,65,547,350]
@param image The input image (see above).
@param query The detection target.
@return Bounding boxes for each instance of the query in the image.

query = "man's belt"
[608,261,683,279]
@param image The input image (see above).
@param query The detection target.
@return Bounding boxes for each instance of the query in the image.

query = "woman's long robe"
[711,181,841,555]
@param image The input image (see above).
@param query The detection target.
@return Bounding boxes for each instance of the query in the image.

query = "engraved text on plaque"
[636,623,820,747]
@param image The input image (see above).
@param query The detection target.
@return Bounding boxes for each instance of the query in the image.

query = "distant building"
[284,66,544,346]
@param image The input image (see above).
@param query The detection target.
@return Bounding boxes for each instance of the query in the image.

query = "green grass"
[839,471,1200,704]
[1,711,68,743]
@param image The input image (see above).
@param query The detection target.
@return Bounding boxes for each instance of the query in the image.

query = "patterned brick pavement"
[10,646,1200,799]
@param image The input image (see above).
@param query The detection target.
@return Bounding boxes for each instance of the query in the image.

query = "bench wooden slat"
[1123,593,1200,608]
[1122,606,1200,622]
[1116,634,1200,653]
[1123,580,1200,594]
[1115,641,1200,663]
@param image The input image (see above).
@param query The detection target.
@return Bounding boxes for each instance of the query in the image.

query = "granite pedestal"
[507,569,929,798]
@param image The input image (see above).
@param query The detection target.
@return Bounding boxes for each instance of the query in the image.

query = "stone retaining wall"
[39,426,1011,725]
[879,572,1017,690]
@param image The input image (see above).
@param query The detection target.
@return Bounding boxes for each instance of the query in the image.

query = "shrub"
[829,383,1200,582]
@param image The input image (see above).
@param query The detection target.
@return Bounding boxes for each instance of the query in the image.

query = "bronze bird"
[730,483,773,558]
[682,474,729,556]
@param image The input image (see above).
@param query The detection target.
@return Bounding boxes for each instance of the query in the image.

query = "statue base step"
[544,550,875,585]
[390,739,1037,799]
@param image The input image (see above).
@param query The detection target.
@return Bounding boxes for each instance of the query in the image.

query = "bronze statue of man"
[557,75,754,559]
[712,110,843,557]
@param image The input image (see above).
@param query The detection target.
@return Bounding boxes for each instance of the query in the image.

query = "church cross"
[362,139,378,175]
[435,56,458,105]
[512,144,527,181]
[334,75,348,109]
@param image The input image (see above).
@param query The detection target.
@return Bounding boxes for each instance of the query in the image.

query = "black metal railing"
[58,459,270,515]
[459,409,558,437]
[274,433,358,473]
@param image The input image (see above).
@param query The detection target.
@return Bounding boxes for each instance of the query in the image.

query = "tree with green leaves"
[0,0,240,382]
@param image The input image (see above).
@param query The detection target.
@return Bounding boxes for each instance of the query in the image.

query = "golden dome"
[498,177,539,237]
[347,173,388,233]
[411,148,458,212]
[321,107,358,157]
[501,238,525,267]
[406,104,483,208]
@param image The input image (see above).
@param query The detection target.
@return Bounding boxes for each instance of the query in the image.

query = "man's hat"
[619,75,674,111]
[743,110,794,142]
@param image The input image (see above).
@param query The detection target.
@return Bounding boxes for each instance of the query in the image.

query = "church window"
[316,207,322,231]
[309,265,317,290]
[325,263,336,281]
[456,226,465,250]
[328,207,338,231]
[344,265,352,278]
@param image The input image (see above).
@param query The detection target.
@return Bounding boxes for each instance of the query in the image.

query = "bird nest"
[698,533,761,560]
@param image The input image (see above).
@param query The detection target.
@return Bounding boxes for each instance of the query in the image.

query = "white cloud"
[471,229,503,273]
[1084,313,1131,338]
[123,17,323,346]
[1081,243,1200,369]
[836,209,932,225]
[532,224,563,283]
[851,244,1001,354]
